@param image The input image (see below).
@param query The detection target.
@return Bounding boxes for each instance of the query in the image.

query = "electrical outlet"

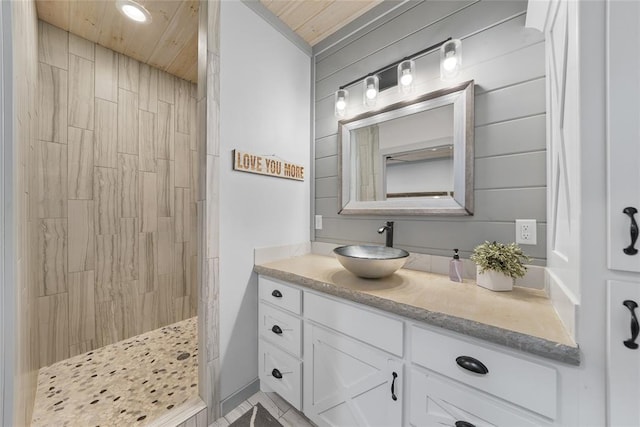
[315,215,323,230]
[516,219,537,245]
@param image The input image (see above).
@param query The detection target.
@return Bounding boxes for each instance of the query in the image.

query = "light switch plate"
[516,219,537,245]
[315,215,323,230]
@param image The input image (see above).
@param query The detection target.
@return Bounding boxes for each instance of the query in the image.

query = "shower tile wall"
[35,21,199,368]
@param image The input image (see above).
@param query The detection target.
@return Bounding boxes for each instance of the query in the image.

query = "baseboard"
[220,378,260,417]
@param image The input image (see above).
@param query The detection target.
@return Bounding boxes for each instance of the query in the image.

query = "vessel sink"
[333,245,410,279]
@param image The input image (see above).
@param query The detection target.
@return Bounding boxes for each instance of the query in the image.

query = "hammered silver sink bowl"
[333,245,410,279]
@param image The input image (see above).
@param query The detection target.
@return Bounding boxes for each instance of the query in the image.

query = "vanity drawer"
[305,292,403,357]
[411,325,557,419]
[259,277,302,315]
[259,339,302,410]
[259,302,302,357]
[410,368,549,427]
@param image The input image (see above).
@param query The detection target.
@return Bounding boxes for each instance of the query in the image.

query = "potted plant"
[470,241,531,291]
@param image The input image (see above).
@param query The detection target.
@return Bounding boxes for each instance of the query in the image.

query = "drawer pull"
[271,325,283,335]
[456,356,489,375]
[271,368,283,379]
[623,207,639,255]
[623,300,639,349]
[454,421,475,427]
[390,372,398,401]
[271,290,283,298]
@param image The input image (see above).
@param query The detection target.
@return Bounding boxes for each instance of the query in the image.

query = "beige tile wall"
[35,21,199,368]
[12,1,40,425]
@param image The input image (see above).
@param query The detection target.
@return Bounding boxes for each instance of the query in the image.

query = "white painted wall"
[219,1,311,402]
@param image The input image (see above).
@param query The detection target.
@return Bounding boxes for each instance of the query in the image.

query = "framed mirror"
[338,80,474,216]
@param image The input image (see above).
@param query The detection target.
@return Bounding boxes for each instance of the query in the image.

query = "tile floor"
[211,391,315,427]
[31,317,198,426]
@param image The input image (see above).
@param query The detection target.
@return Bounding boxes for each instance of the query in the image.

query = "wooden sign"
[233,150,305,181]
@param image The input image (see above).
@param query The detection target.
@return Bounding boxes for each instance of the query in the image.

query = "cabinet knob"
[271,325,283,335]
[271,289,283,298]
[271,368,283,379]
[454,421,475,427]
[623,300,639,349]
[456,356,489,375]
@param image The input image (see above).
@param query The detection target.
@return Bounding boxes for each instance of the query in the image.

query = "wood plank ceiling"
[260,0,383,46]
[35,0,383,83]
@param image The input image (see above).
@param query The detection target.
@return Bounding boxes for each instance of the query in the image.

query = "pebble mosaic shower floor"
[31,317,198,426]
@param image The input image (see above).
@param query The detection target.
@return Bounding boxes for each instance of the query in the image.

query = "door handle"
[271,325,283,335]
[271,368,283,379]
[271,289,283,298]
[455,422,475,427]
[623,207,638,255]
[623,300,639,349]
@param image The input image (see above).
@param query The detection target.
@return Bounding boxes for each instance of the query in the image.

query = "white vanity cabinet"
[409,326,555,427]
[303,292,404,427]
[257,275,575,426]
[258,278,303,410]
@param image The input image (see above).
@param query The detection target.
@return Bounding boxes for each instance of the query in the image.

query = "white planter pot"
[476,267,514,291]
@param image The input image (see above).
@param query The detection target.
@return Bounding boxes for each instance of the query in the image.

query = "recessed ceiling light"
[116,0,152,24]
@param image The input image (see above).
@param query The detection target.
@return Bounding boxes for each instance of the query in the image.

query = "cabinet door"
[607,0,640,272]
[409,369,547,427]
[607,280,640,426]
[303,323,403,427]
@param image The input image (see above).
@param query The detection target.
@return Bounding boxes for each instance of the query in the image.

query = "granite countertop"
[254,254,580,366]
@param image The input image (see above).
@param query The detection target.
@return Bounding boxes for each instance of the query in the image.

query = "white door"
[607,281,640,426]
[303,323,403,427]
[606,1,640,425]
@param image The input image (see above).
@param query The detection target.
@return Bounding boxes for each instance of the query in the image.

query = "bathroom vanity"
[254,254,580,427]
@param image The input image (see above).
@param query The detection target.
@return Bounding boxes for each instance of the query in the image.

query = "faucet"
[377,221,394,247]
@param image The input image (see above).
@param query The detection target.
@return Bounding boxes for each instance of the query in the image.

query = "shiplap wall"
[35,21,199,368]
[313,0,547,261]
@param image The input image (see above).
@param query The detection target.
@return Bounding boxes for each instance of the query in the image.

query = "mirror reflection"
[339,80,475,216]
[353,104,454,201]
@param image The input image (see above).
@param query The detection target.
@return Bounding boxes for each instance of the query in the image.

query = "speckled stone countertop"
[254,254,580,366]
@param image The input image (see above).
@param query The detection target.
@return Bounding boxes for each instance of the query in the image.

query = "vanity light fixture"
[397,60,415,94]
[333,37,452,117]
[116,0,152,24]
[335,89,349,117]
[363,75,379,107]
[440,39,462,80]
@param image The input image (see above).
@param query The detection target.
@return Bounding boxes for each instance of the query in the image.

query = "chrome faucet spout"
[378,221,394,247]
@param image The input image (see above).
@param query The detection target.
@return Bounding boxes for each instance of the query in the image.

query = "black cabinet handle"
[271,368,283,379]
[271,290,283,298]
[455,422,476,427]
[623,300,639,350]
[456,356,489,375]
[623,207,639,255]
[390,372,398,401]
[271,325,283,335]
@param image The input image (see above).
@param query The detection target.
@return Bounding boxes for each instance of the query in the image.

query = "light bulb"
[443,55,457,72]
[366,85,377,100]
[400,70,413,86]
[440,39,461,80]
[334,89,348,117]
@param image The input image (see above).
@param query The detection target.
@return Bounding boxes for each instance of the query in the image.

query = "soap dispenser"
[449,249,463,282]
